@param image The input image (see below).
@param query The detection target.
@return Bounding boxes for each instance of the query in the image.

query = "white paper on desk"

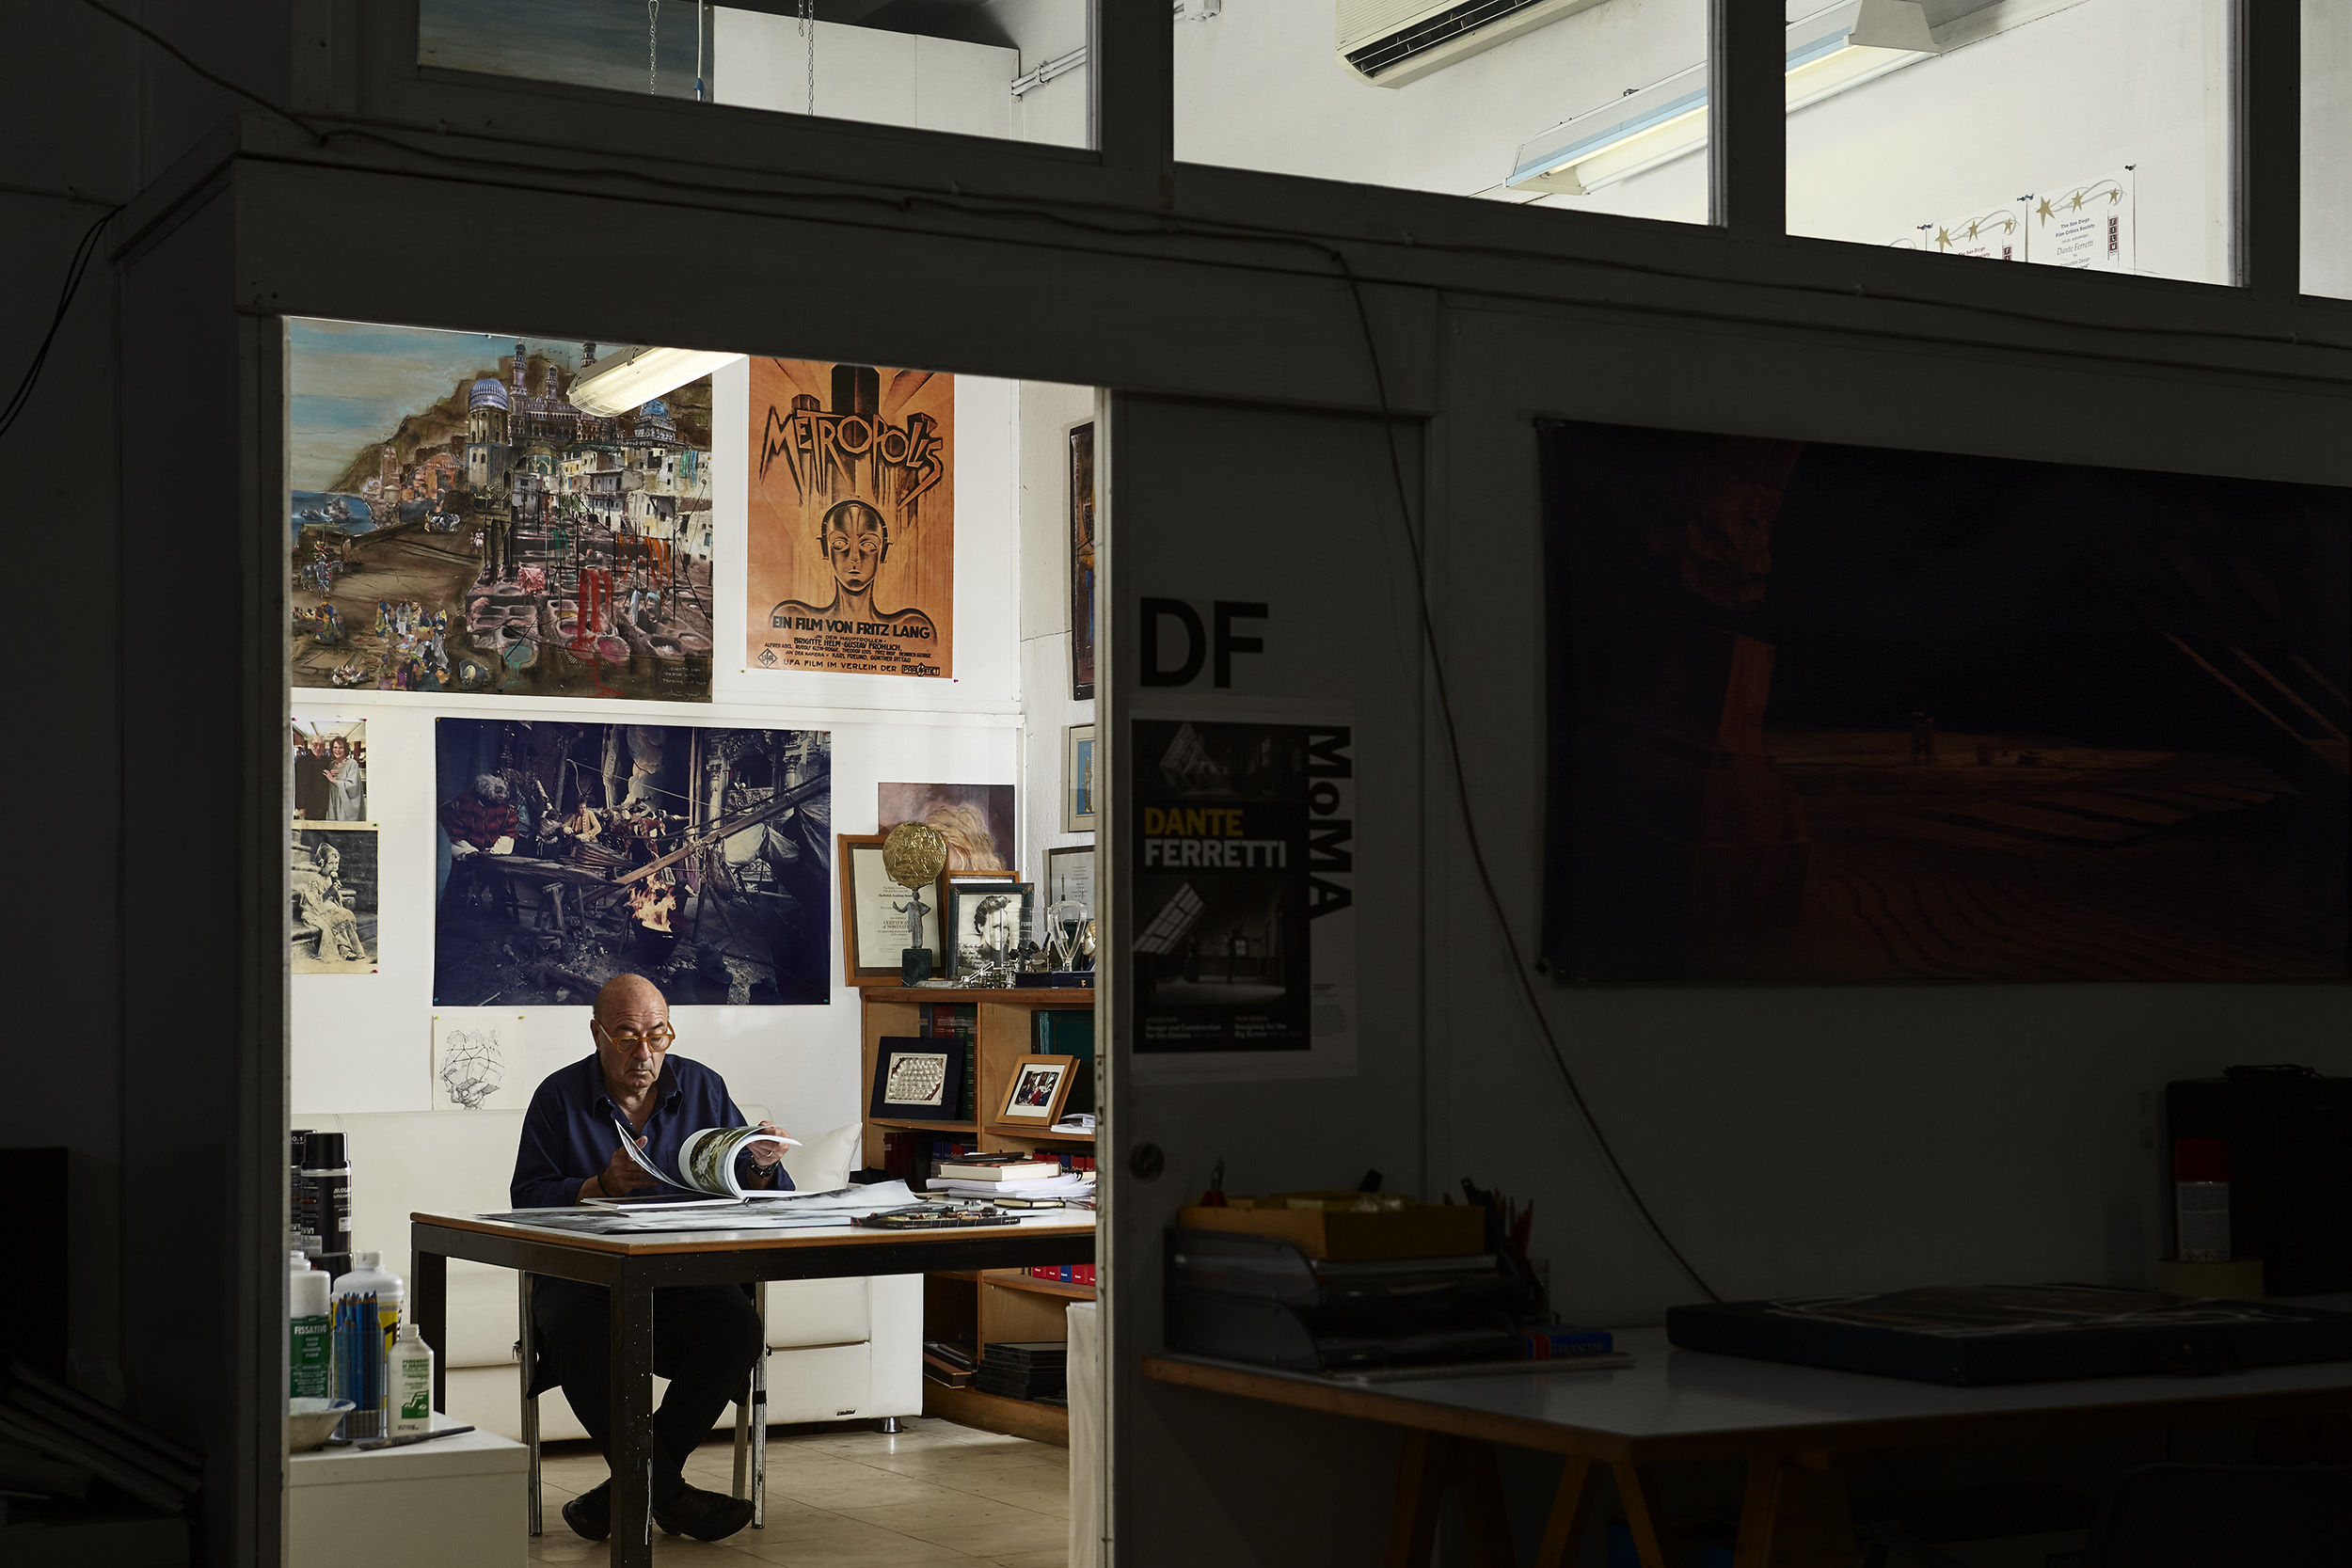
[577,1181,919,1231]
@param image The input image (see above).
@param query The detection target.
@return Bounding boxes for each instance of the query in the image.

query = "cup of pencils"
[331,1291,387,1442]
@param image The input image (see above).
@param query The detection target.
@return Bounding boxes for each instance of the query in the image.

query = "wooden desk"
[1144,1327,2352,1568]
[413,1208,1095,1568]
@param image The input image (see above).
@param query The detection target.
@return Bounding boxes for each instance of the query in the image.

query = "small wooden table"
[413,1208,1096,1568]
[1144,1328,2352,1568]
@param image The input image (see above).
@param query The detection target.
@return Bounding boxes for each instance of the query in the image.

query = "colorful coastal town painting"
[288,319,717,702]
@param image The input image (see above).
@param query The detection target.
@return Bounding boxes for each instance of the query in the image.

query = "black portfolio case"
[1666,1285,2352,1386]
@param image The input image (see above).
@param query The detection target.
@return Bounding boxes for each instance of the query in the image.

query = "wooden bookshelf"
[862,986,1096,1445]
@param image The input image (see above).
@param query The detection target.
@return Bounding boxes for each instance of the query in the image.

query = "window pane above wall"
[418,0,1090,150]
[1174,0,1712,230]
[2306,0,2352,299]
[1786,0,2231,286]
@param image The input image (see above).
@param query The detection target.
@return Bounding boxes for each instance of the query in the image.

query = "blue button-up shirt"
[509,1053,794,1209]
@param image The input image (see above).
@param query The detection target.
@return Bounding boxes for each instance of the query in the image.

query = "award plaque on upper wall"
[745,358,955,679]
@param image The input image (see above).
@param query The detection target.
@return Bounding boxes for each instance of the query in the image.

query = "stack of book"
[921,1340,976,1388]
[973,1341,1068,1405]
[1028,1263,1097,1287]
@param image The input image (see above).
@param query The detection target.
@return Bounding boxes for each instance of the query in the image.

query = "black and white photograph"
[432,718,832,1006]
[944,879,1034,982]
[292,823,379,974]
[869,1036,968,1121]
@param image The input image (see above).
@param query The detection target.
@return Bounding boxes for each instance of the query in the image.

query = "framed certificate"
[869,1035,968,1121]
[837,832,947,987]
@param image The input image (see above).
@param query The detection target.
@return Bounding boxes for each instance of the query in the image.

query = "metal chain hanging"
[798,0,815,116]
[647,0,660,95]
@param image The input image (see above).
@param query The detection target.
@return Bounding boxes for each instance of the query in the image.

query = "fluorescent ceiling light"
[565,346,739,416]
[1508,0,1938,197]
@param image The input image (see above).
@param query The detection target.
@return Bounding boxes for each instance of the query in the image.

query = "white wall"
[290,369,1084,1154]
[1168,0,2343,287]
[712,3,1089,149]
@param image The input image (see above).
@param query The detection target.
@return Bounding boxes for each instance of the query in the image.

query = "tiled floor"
[527,1418,1071,1567]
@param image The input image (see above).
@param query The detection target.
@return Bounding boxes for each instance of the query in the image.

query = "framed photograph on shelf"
[1069,421,1095,701]
[837,832,947,988]
[870,1035,968,1122]
[1062,723,1097,832]
[995,1053,1080,1127]
[943,877,1034,982]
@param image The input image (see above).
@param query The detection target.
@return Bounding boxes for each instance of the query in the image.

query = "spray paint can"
[303,1131,352,1276]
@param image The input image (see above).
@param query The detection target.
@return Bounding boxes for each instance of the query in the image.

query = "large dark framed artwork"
[1538,420,2349,983]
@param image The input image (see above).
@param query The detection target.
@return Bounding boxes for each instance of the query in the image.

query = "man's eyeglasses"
[596,1022,675,1048]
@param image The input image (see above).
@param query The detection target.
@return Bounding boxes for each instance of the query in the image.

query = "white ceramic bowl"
[289,1398,357,1451]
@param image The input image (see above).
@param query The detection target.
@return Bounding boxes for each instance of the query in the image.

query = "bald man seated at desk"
[511,974,792,1544]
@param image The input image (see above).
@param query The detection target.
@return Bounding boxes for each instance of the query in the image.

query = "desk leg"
[1380,1432,1513,1568]
[1536,1457,1597,1568]
[1732,1452,1856,1568]
[1613,1462,1670,1568]
[609,1275,656,1568]
[518,1274,541,1537]
[413,1245,448,1413]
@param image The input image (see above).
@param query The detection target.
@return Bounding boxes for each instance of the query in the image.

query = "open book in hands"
[614,1120,803,1200]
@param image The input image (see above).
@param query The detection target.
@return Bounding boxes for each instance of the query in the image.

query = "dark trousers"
[530,1278,763,1503]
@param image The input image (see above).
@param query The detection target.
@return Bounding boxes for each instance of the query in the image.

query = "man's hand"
[582,1134,660,1202]
[747,1121,789,1185]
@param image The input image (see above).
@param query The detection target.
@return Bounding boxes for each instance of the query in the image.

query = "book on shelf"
[922,1339,977,1371]
[924,1003,979,1120]
[937,1156,1064,1182]
[922,1353,974,1388]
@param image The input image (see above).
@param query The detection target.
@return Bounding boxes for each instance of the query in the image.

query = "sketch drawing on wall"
[436,1023,507,1110]
[288,319,716,701]
[1539,419,2351,983]
[433,720,833,1006]
[746,357,955,678]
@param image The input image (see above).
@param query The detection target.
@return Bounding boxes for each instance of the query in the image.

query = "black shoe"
[652,1483,755,1542]
[561,1481,612,1542]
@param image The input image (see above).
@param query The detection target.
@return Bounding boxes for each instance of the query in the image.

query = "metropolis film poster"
[287,319,715,702]
[1132,718,1356,1055]
[746,358,955,678]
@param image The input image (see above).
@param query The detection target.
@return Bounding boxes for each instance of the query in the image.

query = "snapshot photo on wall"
[1537,418,2351,983]
[432,719,833,1006]
[879,782,1016,873]
[293,823,380,974]
[292,716,369,821]
[1070,421,1095,700]
[288,319,716,702]
[746,357,955,678]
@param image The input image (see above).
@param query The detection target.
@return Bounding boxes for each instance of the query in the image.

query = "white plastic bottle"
[289,1253,331,1400]
[389,1323,436,1437]
[331,1251,406,1350]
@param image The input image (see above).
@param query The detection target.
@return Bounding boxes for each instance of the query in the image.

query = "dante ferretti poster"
[1131,719,1356,1053]
[746,358,954,678]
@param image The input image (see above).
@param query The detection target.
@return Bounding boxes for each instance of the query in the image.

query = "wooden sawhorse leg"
[1733,1451,1856,1568]
[1384,1431,1515,1568]
[1532,1458,1667,1568]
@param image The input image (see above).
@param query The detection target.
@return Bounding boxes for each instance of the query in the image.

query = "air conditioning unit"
[1337,0,1609,87]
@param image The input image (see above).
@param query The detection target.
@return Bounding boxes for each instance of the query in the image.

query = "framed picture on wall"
[944,877,1033,981]
[837,832,947,987]
[1045,845,1094,914]
[870,1035,968,1121]
[994,1053,1079,1127]
[1070,421,1095,701]
[1062,723,1097,832]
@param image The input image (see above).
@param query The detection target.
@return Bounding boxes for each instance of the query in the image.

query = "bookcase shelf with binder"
[858,987,1097,1444]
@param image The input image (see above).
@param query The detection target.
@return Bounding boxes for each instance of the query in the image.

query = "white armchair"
[309,1110,921,1442]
